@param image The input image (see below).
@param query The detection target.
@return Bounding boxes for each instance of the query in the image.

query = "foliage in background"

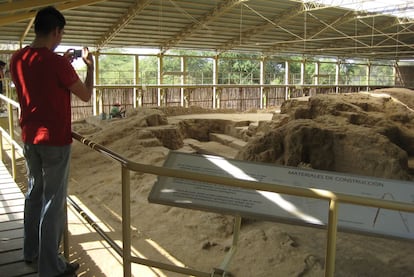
[98,49,134,84]
[67,49,396,86]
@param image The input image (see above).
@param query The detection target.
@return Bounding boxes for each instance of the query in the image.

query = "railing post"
[335,60,340,94]
[216,88,221,109]
[325,199,338,277]
[285,61,290,100]
[0,129,3,162]
[122,165,132,277]
[184,88,191,108]
[94,52,100,116]
[260,57,265,109]
[7,102,16,180]
[262,88,268,109]
[134,55,140,109]
[213,56,219,109]
[366,62,371,91]
[63,201,69,259]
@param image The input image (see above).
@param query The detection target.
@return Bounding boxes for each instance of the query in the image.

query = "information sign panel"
[149,152,414,240]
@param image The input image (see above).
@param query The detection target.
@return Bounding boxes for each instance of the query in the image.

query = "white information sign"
[148,152,414,240]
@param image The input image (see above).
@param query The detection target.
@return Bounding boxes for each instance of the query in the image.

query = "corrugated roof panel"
[0,0,412,60]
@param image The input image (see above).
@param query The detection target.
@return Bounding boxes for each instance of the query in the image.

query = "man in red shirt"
[10,6,94,277]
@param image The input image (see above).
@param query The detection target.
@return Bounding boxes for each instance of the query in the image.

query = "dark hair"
[0,60,5,67]
[34,6,66,36]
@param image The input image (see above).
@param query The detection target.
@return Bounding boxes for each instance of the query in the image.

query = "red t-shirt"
[10,46,79,145]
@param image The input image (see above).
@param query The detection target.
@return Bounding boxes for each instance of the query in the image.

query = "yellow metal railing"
[0,91,23,179]
[72,132,414,277]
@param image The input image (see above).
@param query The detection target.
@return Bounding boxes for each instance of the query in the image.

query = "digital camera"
[73,49,82,58]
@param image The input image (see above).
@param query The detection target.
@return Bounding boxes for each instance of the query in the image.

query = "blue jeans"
[23,144,71,277]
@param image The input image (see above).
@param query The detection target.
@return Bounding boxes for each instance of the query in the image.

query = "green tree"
[318,61,337,84]
[217,53,261,84]
[370,64,394,85]
[99,52,134,84]
[138,51,214,84]
[139,55,158,84]
[265,60,285,84]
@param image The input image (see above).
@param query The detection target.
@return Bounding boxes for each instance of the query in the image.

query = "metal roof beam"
[260,31,413,46]
[95,0,153,49]
[262,9,358,55]
[357,18,414,50]
[0,0,106,27]
[306,44,414,54]
[308,12,370,47]
[398,17,414,24]
[302,1,332,11]
[309,16,412,59]
[261,2,413,58]
[0,0,67,13]
[161,0,246,53]
[20,18,35,46]
[217,2,305,54]
[309,10,357,39]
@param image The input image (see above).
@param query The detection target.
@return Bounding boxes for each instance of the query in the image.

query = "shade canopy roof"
[1,0,413,61]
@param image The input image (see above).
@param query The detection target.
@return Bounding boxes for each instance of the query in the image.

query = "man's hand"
[63,49,76,63]
[81,47,94,70]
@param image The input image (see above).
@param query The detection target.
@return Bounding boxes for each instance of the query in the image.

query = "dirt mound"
[237,91,414,180]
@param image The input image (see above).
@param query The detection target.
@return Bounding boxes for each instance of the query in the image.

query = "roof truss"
[0,0,412,61]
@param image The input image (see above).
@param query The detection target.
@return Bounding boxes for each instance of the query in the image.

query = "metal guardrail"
[71,131,414,277]
[0,83,412,277]
[0,93,22,179]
